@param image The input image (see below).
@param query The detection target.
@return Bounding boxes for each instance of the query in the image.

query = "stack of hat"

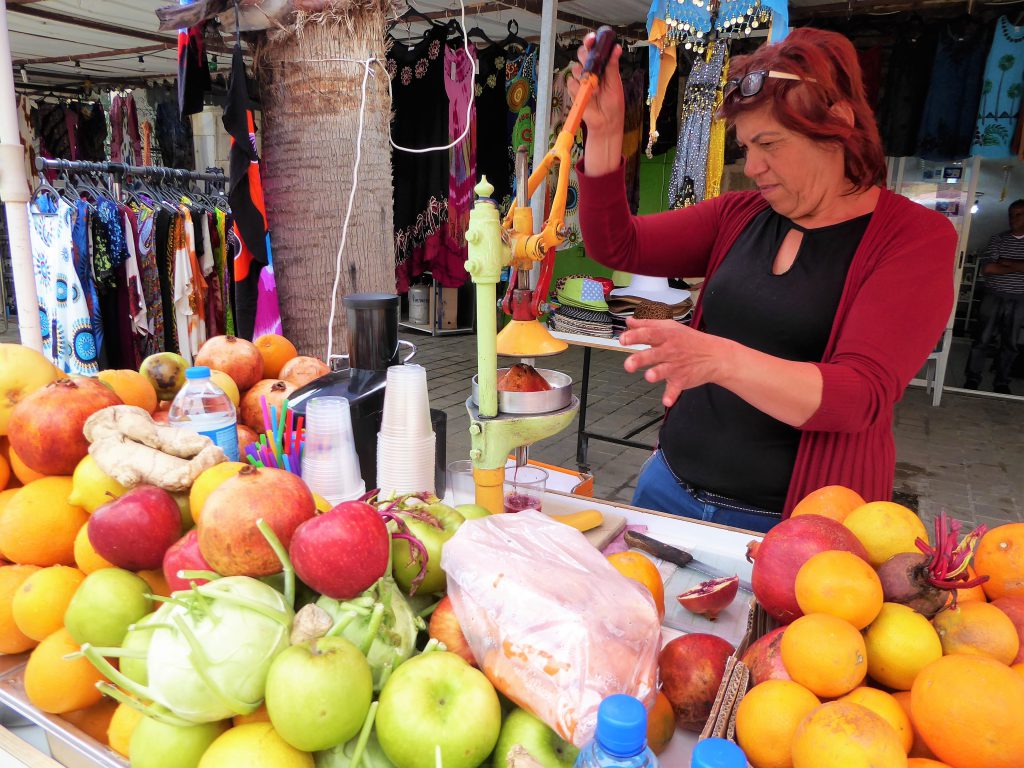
[550,277,615,338]
[608,275,693,321]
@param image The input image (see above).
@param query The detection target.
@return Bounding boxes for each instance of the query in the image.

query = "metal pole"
[529,0,558,290]
[0,0,42,350]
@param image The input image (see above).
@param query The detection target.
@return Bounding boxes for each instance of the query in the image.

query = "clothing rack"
[34,156,227,185]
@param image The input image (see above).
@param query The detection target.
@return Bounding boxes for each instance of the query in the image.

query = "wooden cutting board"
[582,510,627,550]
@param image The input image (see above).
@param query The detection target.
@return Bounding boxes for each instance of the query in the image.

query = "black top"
[660,208,873,511]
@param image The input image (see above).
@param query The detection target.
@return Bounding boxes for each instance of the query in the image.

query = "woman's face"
[734,104,847,220]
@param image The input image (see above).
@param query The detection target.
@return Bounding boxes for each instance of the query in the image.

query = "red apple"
[428,596,476,666]
[289,502,390,600]
[163,529,215,593]
[659,633,734,732]
[88,485,183,570]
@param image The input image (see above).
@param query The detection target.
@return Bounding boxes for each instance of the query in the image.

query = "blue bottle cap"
[691,738,746,767]
[595,695,648,758]
[185,366,211,380]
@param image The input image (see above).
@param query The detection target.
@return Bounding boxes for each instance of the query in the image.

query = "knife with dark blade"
[624,531,694,568]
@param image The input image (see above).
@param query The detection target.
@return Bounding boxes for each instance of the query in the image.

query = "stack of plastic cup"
[377,364,436,496]
[301,396,365,506]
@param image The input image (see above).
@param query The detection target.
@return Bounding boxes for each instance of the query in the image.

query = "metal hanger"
[30,171,62,215]
[502,19,529,51]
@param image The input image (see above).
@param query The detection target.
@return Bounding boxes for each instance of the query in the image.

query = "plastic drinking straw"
[261,396,272,435]
[283,454,292,474]
[278,400,288,451]
[285,408,294,455]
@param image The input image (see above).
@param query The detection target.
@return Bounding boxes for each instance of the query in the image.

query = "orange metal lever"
[504,26,617,268]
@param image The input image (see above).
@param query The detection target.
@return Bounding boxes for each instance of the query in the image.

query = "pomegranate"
[195,335,264,392]
[677,575,739,620]
[8,379,122,475]
[659,633,734,731]
[237,425,259,454]
[239,379,297,432]
[197,465,315,576]
[740,626,790,685]
[280,356,330,388]
[993,596,1024,664]
[877,512,989,617]
[747,514,869,623]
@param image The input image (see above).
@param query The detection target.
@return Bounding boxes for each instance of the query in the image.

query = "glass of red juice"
[503,465,548,514]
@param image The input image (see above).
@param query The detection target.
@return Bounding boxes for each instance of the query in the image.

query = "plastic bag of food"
[441,510,661,747]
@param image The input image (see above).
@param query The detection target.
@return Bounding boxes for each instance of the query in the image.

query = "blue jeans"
[631,451,781,534]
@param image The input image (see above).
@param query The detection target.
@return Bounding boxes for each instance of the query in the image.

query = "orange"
[1013,662,1024,677]
[233,702,271,727]
[840,686,913,754]
[790,485,865,522]
[932,601,1020,664]
[0,453,9,490]
[907,760,954,768]
[0,487,18,516]
[12,565,86,641]
[8,444,47,484]
[950,565,987,605]
[606,551,665,619]
[974,523,1024,600]
[62,697,118,745]
[736,679,820,768]
[107,701,144,757]
[97,369,158,413]
[892,691,938,759]
[864,603,942,691]
[189,462,247,524]
[254,334,298,379]
[911,654,1024,768]
[0,564,40,653]
[24,627,104,714]
[795,550,883,629]
[780,613,867,698]
[74,525,114,574]
[0,478,88,566]
[209,370,240,407]
[791,701,906,768]
[137,568,171,598]
[843,501,929,568]
[646,692,674,756]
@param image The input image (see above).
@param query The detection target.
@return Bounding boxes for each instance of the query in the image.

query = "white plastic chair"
[923,328,953,407]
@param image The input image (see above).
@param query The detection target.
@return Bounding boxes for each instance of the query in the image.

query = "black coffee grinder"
[289,293,445,494]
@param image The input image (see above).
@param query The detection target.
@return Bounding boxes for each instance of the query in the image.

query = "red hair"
[719,28,886,189]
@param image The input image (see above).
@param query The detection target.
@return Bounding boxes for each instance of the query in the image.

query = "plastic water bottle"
[690,738,747,767]
[169,366,239,461]
[574,695,660,767]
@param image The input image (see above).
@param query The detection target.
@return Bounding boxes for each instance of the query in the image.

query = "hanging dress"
[917,22,991,160]
[388,28,450,293]
[441,41,476,289]
[878,26,939,157]
[972,17,1024,158]
[506,45,538,206]
[28,196,99,376]
[474,43,512,211]
[669,41,729,208]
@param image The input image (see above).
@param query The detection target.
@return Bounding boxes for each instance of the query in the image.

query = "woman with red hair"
[571,28,955,532]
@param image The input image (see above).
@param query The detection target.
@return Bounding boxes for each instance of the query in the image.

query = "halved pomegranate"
[676,575,740,620]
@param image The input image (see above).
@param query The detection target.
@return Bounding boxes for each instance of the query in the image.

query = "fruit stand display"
[1,337,1024,768]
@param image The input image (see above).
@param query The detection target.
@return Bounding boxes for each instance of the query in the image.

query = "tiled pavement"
[408,332,1024,531]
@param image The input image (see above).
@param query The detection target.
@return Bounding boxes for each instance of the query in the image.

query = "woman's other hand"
[620,319,734,408]
[568,32,624,176]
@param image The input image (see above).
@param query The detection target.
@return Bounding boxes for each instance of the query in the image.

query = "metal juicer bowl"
[471,369,574,415]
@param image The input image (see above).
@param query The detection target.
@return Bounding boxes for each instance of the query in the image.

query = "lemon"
[197,723,313,768]
[189,462,247,524]
[68,455,127,514]
[312,492,332,514]
[209,370,240,407]
[843,501,929,568]
[863,602,942,690]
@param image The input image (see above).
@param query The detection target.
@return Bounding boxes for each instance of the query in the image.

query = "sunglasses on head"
[723,70,817,101]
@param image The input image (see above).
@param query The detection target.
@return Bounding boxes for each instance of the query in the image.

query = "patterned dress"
[28,196,99,375]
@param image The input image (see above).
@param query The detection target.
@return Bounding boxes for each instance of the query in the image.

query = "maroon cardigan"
[577,162,957,515]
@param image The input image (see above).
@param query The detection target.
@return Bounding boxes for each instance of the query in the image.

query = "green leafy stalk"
[95,682,194,728]
[196,587,292,627]
[177,570,221,582]
[360,604,385,657]
[349,700,380,768]
[256,518,295,608]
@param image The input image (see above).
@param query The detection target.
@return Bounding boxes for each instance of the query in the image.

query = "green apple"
[265,636,373,752]
[130,716,229,768]
[315,729,395,767]
[140,351,189,401]
[120,611,156,686]
[376,651,501,768]
[391,503,465,596]
[492,708,579,768]
[172,491,194,530]
[64,568,152,647]
[455,504,492,520]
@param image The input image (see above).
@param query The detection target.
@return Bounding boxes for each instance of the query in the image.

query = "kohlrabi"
[77,520,294,726]
[316,576,425,692]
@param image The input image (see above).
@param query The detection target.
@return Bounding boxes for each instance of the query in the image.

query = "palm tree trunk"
[257,1,396,360]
